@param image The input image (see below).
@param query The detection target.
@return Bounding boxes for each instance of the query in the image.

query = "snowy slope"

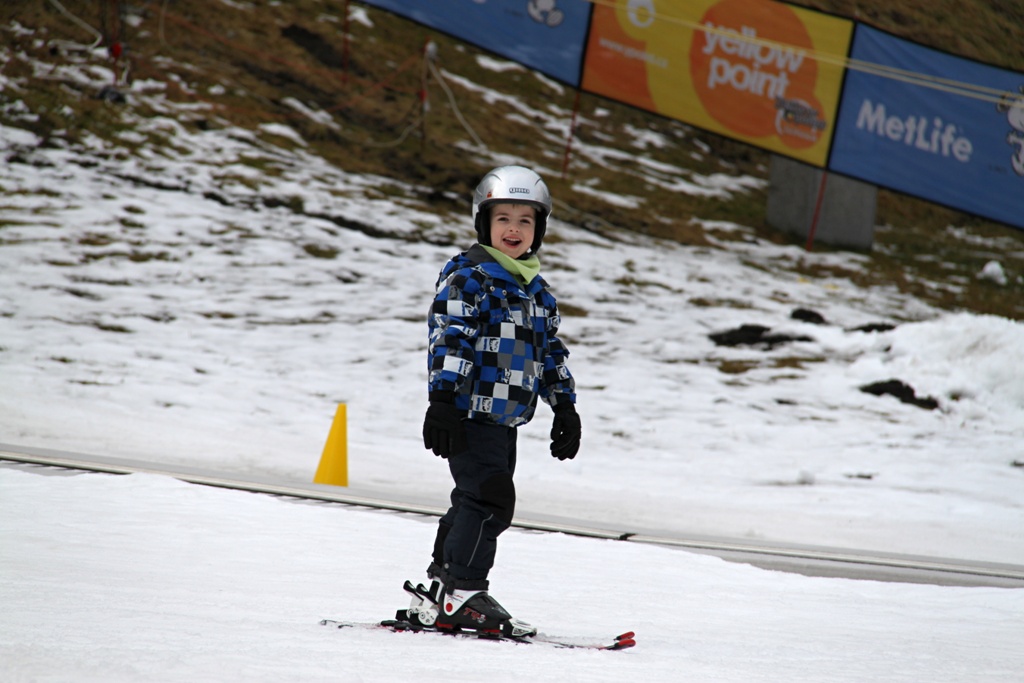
[2,467,1022,683]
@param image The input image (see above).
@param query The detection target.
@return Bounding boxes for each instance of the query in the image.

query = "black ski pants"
[432,420,517,587]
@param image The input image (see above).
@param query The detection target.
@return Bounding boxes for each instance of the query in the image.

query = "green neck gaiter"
[481,245,541,286]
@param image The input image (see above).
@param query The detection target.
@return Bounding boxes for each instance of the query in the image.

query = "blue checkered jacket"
[427,245,575,427]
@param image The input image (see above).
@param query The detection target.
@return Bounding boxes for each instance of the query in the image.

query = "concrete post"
[766,155,878,250]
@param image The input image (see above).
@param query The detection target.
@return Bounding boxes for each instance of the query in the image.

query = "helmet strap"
[474,208,491,246]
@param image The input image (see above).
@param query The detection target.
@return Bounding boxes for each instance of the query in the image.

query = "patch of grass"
[790,0,1024,70]
[717,359,761,374]
[613,276,677,291]
[78,235,114,248]
[715,355,827,375]
[0,218,36,230]
[235,157,285,178]
[775,206,1024,319]
[93,321,132,333]
[125,251,174,263]
[689,297,756,310]
[302,243,340,259]
[557,302,589,318]
[263,195,305,213]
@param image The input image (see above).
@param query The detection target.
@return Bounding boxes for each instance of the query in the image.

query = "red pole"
[805,170,829,252]
[561,90,582,179]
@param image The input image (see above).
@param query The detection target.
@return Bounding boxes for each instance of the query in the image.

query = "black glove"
[422,393,468,458]
[550,402,581,460]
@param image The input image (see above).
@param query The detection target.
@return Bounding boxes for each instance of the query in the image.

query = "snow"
[476,54,526,73]
[978,260,1009,286]
[3,469,1022,682]
[2,24,1024,681]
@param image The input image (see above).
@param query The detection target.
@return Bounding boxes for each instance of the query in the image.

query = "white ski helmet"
[472,165,552,254]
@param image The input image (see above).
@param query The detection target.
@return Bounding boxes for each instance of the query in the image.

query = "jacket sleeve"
[427,269,481,396]
[540,299,576,408]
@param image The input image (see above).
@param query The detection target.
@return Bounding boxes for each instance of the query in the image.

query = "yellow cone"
[314,403,348,487]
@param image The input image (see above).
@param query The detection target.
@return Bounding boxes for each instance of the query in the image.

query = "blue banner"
[829,25,1024,230]
[359,0,592,86]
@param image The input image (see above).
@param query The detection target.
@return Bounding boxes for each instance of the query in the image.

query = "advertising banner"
[829,26,1024,230]
[359,0,593,86]
[580,0,853,166]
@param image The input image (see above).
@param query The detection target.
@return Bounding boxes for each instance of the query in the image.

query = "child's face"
[488,203,536,259]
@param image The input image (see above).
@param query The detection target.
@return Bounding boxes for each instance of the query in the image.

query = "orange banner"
[582,0,854,165]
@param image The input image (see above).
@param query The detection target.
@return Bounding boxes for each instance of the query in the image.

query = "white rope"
[427,59,485,149]
[46,0,103,52]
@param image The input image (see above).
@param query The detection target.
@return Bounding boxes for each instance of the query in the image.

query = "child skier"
[405,165,581,638]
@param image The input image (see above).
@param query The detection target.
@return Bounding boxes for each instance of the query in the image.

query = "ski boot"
[435,587,536,639]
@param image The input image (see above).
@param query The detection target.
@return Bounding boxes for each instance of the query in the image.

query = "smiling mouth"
[502,236,523,247]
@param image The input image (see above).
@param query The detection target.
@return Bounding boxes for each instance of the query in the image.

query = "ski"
[319,618,636,651]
